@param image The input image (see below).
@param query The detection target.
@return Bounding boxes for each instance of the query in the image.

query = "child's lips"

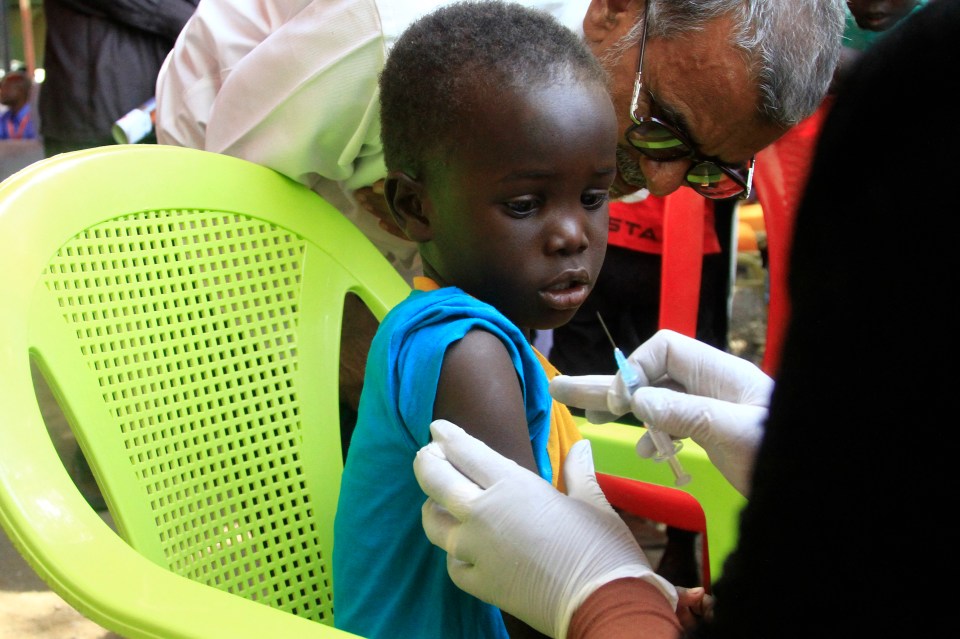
[540,279,590,310]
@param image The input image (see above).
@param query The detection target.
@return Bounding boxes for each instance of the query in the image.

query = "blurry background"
[0,1,43,180]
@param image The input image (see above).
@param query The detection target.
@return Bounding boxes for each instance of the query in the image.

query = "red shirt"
[608,192,720,255]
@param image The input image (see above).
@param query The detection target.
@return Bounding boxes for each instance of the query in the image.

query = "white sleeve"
[158,0,386,193]
[155,0,314,150]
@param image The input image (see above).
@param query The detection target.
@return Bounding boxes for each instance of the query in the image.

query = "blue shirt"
[0,104,36,140]
[333,286,553,639]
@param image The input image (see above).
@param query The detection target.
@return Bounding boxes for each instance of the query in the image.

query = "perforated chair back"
[0,145,408,638]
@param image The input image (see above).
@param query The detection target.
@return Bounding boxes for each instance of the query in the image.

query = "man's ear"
[384,170,432,242]
[583,0,641,44]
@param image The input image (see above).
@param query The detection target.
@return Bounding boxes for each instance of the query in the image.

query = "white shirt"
[155,0,590,282]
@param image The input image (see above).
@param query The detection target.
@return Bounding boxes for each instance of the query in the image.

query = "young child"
[332,2,618,638]
[0,71,36,141]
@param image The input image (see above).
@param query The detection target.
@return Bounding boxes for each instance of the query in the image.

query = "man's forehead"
[643,19,779,162]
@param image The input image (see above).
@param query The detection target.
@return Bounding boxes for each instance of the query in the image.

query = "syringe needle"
[596,313,692,486]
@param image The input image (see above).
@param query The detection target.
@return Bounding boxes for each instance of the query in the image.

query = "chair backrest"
[0,145,409,638]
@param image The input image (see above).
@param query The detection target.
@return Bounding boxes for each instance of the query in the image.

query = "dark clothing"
[38,0,197,151]
[696,1,954,636]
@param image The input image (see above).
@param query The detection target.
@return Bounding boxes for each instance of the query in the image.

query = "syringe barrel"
[647,428,691,486]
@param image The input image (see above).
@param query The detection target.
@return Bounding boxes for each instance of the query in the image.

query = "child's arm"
[433,329,540,474]
[433,328,547,638]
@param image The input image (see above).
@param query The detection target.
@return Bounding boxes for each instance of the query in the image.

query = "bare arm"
[434,329,546,638]
[434,329,539,474]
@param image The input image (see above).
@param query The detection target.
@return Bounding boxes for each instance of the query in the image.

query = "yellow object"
[736,202,767,293]
[0,145,410,638]
[736,202,766,253]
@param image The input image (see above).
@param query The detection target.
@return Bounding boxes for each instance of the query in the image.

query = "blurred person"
[835,0,926,91]
[0,70,37,140]
[38,0,198,157]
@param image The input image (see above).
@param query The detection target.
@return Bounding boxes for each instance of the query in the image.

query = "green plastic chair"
[0,144,742,635]
[0,145,410,638]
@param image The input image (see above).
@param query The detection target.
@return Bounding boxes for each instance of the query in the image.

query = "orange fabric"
[413,277,581,491]
[412,275,440,291]
[533,348,582,493]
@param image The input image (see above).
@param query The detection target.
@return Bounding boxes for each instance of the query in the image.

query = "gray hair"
[605,0,846,127]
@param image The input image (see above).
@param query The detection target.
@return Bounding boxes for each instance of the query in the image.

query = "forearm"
[568,578,682,639]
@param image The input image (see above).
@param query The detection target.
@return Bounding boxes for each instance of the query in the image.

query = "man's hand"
[414,419,677,639]
[550,330,773,495]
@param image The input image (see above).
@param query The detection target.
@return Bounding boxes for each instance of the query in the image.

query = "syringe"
[596,313,692,486]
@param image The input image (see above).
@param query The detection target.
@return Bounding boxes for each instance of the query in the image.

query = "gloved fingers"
[413,440,483,521]
[549,374,618,412]
[630,386,731,441]
[446,554,479,593]
[426,419,525,490]
[623,329,698,391]
[421,497,462,553]
[635,431,661,459]
[631,386,769,442]
[562,440,613,514]
[626,330,773,404]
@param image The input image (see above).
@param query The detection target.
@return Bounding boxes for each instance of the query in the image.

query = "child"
[0,71,36,140]
[332,2,617,638]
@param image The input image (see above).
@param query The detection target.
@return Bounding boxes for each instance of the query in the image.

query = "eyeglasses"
[625,13,754,200]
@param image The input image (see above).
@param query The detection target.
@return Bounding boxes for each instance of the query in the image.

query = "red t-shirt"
[608,192,720,255]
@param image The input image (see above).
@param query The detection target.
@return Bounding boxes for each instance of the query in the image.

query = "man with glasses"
[619,7,754,201]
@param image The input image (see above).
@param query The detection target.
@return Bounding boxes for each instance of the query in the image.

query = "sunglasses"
[625,14,754,200]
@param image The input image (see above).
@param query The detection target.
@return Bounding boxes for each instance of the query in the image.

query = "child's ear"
[384,171,433,242]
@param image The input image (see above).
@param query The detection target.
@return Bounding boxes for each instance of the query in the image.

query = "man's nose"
[637,156,693,197]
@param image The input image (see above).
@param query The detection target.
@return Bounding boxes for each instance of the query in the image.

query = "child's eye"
[504,198,540,218]
[581,191,609,211]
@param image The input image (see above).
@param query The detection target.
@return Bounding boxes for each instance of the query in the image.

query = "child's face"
[847,0,918,31]
[419,78,617,331]
[0,75,25,107]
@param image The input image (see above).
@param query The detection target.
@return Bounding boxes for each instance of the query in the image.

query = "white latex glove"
[415,419,677,639]
[550,330,774,496]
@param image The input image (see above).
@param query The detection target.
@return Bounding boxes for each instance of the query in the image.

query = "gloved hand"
[549,329,774,496]
[414,419,677,639]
